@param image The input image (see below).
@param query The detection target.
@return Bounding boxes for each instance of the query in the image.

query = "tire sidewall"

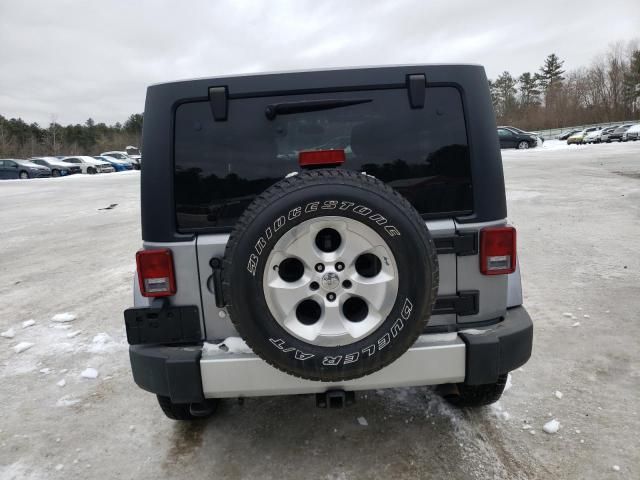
[224,179,437,381]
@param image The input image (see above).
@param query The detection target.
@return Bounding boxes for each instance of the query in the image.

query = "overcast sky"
[1,0,638,126]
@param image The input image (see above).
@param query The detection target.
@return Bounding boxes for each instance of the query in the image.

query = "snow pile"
[51,312,76,323]
[1,328,16,338]
[571,322,581,327]
[554,391,564,399]
[357,416,368,426]
[56,379,66,387]
[80,368,99,379]
[612,465,620,472]
[52,324,72,330]
[203,337,253,355]
[13,342,34,353]
[504,373,513,392]
[86,332,121,353]
[39,368,52,375]
[543,419,561,434]
[562,312,574,318]
[66,330,81,338]
[459,328,488,335]
[491,402,511,421]
[56,395,80,407]
[22,320,35,328]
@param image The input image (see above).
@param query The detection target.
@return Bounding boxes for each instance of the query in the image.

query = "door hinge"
[406,74,426,109]
[209,257,226,307]
[209,86,228,121]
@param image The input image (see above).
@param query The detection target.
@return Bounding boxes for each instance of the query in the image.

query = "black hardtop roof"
[151,63,482,87]
[147,64,487,100]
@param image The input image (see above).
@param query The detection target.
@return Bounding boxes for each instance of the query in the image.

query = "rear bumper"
[128,306,532,403]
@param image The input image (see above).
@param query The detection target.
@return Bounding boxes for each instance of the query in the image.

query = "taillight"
[298,149,345,168]
[136,249,176,297]
[480,226,516,275]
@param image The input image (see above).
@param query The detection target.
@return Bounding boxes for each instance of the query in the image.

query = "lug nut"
[335,262,345,271]
[342,280,352,289]
[326,292,336,302]
[315,263,325,272]
[310,281,319,291]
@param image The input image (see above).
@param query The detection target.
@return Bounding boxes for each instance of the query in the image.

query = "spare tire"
[222,169,438,381]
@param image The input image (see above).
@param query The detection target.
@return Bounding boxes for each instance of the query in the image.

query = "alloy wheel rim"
[263,216,399,347]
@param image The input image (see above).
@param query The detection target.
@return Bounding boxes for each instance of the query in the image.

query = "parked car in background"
[0,159,51,179]
[598,126,617,143]
[622,124,640,141]
[94,155,133,171]
[499,126,544,145]
[31,156,81,176]
[101,151,140,170]
[63,156,115,174]
[497,127,537,149]
[608,125,633,142]
[559,129,581,140]
[584,128,604,144]
[567,127,600,145]
[125,146,142,163]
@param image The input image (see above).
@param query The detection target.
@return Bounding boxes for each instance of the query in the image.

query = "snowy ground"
[1,142,640,479]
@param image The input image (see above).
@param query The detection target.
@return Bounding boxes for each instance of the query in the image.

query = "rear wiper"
[265,98,372,120]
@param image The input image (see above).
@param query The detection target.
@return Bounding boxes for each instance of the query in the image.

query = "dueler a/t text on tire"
[222,169,439,381]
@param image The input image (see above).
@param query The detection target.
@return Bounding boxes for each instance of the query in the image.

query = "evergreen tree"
[538,53,565,90]
[623,50,640,111]
[123,113,143,134]
[518,72,541,107]
[493,71,518,118]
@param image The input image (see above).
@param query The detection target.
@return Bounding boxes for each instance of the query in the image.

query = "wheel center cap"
[321,272,340,290]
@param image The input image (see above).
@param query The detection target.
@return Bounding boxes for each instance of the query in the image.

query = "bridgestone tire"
[222,169,439,381]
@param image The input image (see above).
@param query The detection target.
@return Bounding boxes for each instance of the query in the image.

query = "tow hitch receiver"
[316,390,355,408]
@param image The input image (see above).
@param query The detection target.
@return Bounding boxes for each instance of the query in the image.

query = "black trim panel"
[423,316,501,334]
[434,232,478,256]
[125,306,202,345]
[432,290,479,316]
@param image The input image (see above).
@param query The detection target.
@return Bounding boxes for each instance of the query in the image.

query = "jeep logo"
[321,272,340,290]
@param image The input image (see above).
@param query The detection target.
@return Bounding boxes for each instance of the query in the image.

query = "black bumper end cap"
[458,306,533,385]
[129,345,204,404]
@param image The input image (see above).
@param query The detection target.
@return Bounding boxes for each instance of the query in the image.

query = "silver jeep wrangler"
[125,65,532,420]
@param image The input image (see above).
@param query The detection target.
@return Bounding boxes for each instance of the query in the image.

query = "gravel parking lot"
[1,140,639,479]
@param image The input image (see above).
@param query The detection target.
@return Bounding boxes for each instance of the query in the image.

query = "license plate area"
[124,305,201,345]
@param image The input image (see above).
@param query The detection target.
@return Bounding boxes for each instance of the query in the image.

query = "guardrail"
[532,120,640,140]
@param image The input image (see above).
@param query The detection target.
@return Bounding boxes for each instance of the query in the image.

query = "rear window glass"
[174,87,472,231]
